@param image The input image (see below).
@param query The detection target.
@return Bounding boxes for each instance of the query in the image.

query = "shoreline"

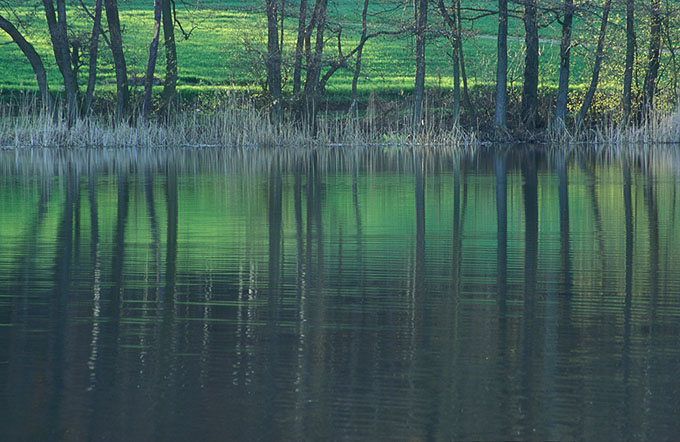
[1,92,679,149]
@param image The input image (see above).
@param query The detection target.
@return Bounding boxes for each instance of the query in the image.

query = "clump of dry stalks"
[0,97,477,150]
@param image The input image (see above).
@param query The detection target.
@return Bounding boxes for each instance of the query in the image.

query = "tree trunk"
[279,0,286,54]
[662,16,679,105]
[349,0,370,115]
[553,0,574,132]
[84,0,103,114]
[292,0,307,98]
[143,0,163,119]
[457,0,475,123]
[494,0,508,130]
[521,0,539,129]
[436,0,460,124]
[452,29,460,125]
[575,0,611,128]
[413,0,428,128]
[622,0,635,122]
[266,0,283,125]
[104,0,129,118]
[162,0,177,109]
[641,0,661,119]
[0,13,50,107]
[42,0,78,117]
[301,0,328,128]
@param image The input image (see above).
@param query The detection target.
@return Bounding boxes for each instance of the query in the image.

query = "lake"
[1,146,679,441]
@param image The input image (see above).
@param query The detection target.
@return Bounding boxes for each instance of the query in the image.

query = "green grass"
[0,0,636,101]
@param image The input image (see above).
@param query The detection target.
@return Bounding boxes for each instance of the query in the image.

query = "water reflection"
[1,146,680,441]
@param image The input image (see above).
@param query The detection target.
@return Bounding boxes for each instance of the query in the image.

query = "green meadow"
[0,0,630,105]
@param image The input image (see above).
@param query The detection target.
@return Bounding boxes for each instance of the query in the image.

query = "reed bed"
[552,109,680,148]
[0,97,478,150]
[4,92,680,150]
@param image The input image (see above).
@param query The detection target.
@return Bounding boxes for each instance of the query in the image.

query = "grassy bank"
[0,1,637,107]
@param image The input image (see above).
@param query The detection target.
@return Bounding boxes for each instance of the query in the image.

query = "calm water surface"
[1,147,679,441]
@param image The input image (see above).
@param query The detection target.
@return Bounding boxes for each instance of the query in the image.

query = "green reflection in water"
[0,146,679,441]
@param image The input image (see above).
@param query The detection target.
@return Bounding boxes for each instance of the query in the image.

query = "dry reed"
[553,109,680,148]
[0,97,477,150]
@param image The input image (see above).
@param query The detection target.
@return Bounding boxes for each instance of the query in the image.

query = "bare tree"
[265,0,282,125]
[0,12,50,107]
[413,0,428,127]
[82,0,103,114]
[661,7,679,105]
[299,0,328,127]
[553,0,574,132]
[622,0,635,122]
[300,0,407,120]
[575,0,611,127]
[436,0,461,124]
[640,0,661,118]
[313,1,408,125]
[42,0,79,118]
[292,0,307,100]
[494,0,508,131]
[349,0,370,115]
[259,0,403,128]
[143,0,163,119]
[521,0,539,129]
[104,0,129,117]
[456,0,475,122]
[161,0,177,108]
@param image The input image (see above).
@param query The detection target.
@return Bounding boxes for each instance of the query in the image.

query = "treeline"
[1,0,679,137]
[0,0,178,120]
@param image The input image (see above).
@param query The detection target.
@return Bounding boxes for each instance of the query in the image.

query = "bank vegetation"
[1,0,680,147]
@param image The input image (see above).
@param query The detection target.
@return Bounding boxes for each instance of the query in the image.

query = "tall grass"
[4,90,679,149]
[547,108,680,147]
[0,96,478,149]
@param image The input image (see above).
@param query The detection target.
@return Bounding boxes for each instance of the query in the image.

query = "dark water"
[1,147,679,441]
